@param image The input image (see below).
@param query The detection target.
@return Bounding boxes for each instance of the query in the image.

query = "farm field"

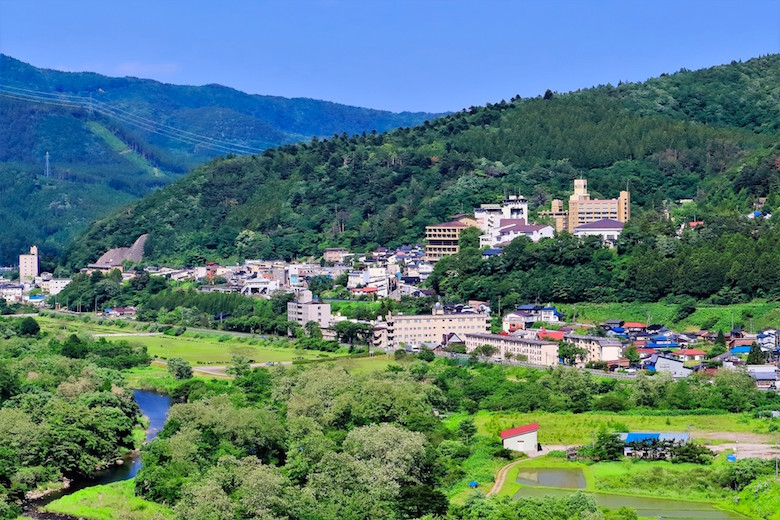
[445,411,776,445]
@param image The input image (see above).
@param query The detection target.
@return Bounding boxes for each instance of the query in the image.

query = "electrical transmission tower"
[45,151,50,177]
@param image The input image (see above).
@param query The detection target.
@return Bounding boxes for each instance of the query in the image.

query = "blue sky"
[1,0,778,112]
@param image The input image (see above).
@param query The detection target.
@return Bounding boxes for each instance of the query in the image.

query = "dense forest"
[0,55,435,264]
[65,55,780,270]
[0,318,150,518]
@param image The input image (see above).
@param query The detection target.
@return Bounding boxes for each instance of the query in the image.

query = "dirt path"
[191,361,292,377]
[487,445,570,497]
[93,332,163,337]
[693,431,777,443]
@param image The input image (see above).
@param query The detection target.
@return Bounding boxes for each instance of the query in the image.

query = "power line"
[0,85,259,155]
[0,84,266,155]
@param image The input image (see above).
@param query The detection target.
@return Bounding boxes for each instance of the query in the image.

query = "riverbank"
[42,479,173,520]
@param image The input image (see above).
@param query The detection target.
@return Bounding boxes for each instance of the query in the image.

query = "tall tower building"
[19,246,39,282]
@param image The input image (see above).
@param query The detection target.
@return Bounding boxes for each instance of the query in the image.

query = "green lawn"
[43,479,173,520]
[445,411,767,445]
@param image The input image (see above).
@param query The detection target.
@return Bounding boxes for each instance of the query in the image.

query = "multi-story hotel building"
[287,290,331,329]
[465,332,559,366]
[19,246,39,282]
[541,179,630,233]
[424,216,477,262]
[382,305,490,349]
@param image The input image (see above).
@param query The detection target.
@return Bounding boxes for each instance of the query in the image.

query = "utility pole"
[45,151,50,177]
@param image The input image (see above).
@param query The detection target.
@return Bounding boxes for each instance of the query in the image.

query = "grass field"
[36,314,139,336]
[124,333,341,364]
[445,411,769,445]
[43,479,173,520]
[557,300,780,332]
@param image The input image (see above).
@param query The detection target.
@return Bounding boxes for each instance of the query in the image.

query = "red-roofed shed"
[499,422,540,454]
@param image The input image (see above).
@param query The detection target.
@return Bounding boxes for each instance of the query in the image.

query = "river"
[512,468,747,519]
[23,390,171,517]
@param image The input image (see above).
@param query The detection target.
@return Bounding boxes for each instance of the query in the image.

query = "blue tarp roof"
[625,433,660,443]
[646,342,680,349]
[482,248,503,256]
[731,346,751,354]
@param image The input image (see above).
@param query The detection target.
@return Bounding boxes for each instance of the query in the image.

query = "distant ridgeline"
[0,54,438,265]
[64,55,780,271]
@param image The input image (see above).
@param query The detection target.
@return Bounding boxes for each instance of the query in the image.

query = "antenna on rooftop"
[45,151,50,177]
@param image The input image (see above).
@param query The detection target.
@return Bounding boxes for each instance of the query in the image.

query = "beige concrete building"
[41,278,71,296]
[424,216,478,262]
[384,307,490,349]
[323,248,350,263]
[540,179,630,233]
[287,290,331,329]
[465,332,559,366]
[19,246,39,282]
[566,334,623,364]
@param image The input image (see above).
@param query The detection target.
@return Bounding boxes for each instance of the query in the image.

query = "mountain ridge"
[64,55,780,268]
[0,54,440,264]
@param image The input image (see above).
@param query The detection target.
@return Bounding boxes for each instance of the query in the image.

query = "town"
[4,178,778,392]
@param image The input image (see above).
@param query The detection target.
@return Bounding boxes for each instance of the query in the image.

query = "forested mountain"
[0,55,437,264]
[65,55,780,270]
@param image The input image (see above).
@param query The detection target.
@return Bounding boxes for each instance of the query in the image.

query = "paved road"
[487,445,571,497]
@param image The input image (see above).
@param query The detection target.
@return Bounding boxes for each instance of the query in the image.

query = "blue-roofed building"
[618,432,689,457]
[646,342,680,349]
[513,304,564,324]
[482,248,503,258]
[730,346,751,355]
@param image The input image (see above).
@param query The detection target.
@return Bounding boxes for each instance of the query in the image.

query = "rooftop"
[574,218,625,231]
[500,422,540,439]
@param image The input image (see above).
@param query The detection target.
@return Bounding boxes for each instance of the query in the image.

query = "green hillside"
[65,55,780,272]
[0,55,437,264]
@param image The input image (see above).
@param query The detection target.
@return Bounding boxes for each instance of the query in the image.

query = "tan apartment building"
[566,334,623,364]
[323,248,350,263]
[465,332,559,366]
[19,246,39,282]
[540,179,630,233]
[424,216,477,262]
[287,290,331,329]
[383,307,490,349]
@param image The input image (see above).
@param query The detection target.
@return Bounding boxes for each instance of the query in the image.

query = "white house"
[674,349,706,362]
[480,219,554,248]
[500,422,540,454]
[573,218,625,245]
[41,278,71,296]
